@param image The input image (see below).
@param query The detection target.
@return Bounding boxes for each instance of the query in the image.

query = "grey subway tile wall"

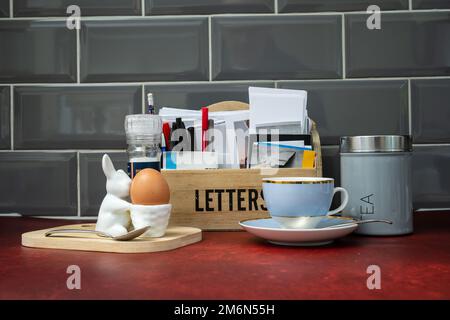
[211,15,342,80]
[80,152,128,216]
[411,79,450,144]
[346,12,450,78]
[278,80,409,145]
[321,146,341,208]
[0,20,77,83]
[0,152,77,215]
[80,18,209,82]
[413,0,450,9]
[413,146,450,208]
[14,0,142,17]
[14,86,142,149]
[145,0,274,15]
[279,0,408,12]
[0,1,449,216]
[0,0,9,17]
[0,86,10,149]
[145,82,274,110]
[322,146,340,185]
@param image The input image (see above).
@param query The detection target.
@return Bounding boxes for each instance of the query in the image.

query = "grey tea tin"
[340,135,413,235]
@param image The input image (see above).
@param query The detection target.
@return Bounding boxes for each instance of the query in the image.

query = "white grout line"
[272,76,450,82]
[76,24,81,83]
[76,152,81,217]
[408,79,412,136]
[409,0,413,10]
[1,9,449,21]
[141,0,145,16]
[141,84,145,113]
[9,0,12,17]
[9,85,13,150]
[274,0,278,14]
[341,14,346,79]
[8,80,281,86]
[6,76,450,87]
[208,16,212,82]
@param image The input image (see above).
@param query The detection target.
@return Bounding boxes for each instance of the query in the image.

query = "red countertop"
[0,212,449,300]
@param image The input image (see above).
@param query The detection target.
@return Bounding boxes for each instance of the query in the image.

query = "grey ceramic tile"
[80,152,128,216]
[14,0,141,17]
[146,0,274,15]
[14,86,142,149]
[0,86,10,149]
[0,152,77,216]
[80,18,209,82]
[0,20,77,83]
[278,80,409,145]
[346,12,450,78]
[412,146,450,209]
[322,146,340,183]
[145,82,274,110]
[321,146,341,208]
[411,79,450,144]
[413,0,450,9]
[279,0,408,12]
[0,0,9,17]
[211,15,342,80]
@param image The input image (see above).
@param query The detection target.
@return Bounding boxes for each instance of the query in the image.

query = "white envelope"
[248,86,308,133]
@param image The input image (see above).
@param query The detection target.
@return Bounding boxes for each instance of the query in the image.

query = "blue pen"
[256,142,313,151]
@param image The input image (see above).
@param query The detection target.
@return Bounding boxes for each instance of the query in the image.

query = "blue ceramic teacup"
[262,177,348,229]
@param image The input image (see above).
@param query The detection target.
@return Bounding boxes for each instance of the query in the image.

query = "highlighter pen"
[201,107,208,152]
[162,122,171,151]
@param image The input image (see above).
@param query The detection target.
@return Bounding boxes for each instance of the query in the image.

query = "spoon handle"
[45,229,110,238]
[323,219,393,229]
[355,219,392,225]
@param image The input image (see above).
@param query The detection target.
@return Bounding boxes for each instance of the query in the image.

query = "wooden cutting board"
[22,223,202,253]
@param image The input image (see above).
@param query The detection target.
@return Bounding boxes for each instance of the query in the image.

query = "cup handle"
[328,187,349,216]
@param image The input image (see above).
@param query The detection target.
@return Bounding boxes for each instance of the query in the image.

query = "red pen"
[162,122,171,151]
[201,107,208,152]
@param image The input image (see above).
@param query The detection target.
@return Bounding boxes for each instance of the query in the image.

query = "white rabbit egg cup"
[95,154,171,238]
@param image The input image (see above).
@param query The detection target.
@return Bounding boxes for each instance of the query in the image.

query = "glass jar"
[125,114,162,178]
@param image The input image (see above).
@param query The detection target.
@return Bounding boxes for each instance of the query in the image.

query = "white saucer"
[239,217,358,247]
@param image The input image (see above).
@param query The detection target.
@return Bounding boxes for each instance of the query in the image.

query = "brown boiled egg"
[130,169,170,205]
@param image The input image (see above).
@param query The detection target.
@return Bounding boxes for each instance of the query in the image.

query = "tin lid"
[340,135,412,153]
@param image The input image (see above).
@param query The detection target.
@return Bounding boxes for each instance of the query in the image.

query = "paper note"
[248,87,307,133]
[302,150,316,169]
